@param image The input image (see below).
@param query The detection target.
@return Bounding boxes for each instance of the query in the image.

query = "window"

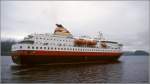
[36,47,38,49]
[20,46,22,49]
[32,46,34,49]
[48,47,49,50]
[40,47,42,49]
[28,46,30,49]
[44,43,48,45]
[44,47,46,49]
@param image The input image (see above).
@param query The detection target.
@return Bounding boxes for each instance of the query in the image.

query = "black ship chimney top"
[56,24,63,28]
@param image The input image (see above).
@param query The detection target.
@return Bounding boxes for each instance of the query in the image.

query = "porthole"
[40,47,42,49]
[36,47,38,49]
[28,46,30,49]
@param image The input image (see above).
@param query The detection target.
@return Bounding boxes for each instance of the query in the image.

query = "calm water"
[1,56,149,83]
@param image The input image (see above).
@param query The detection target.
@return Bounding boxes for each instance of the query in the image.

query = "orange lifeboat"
[86,40,96,45]
[101,41,107,48]
[74,39,85,45]
[74,39,97,47]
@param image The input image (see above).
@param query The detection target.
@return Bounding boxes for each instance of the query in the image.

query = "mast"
[98,31,105,41]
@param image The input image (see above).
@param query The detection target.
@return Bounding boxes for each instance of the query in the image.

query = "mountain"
[134,50,149,55]
[123,50,149,56]
[1,39,17,56]
[123,51,135,56]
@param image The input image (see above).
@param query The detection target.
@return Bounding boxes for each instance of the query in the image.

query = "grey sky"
[1,1,150,52]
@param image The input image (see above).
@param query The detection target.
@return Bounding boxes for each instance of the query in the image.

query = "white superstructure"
[12,24,123,53]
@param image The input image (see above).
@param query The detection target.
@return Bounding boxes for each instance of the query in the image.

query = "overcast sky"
[1,1,150,52]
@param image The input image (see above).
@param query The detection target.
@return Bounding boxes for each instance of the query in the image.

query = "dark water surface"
[1,56,149,83]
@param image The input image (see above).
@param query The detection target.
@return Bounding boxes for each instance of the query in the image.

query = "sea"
[1,55,149,83]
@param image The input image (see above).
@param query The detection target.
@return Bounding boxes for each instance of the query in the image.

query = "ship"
[11,24,123,65]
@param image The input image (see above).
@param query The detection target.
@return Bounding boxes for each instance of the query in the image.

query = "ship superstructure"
[11,24,123,64]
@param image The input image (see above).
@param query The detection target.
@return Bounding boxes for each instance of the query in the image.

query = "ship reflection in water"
[1,56,148,83]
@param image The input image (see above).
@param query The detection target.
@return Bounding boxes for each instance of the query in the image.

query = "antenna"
[98,31,105,41]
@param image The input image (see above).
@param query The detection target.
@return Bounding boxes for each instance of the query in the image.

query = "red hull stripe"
[12,50,122,57]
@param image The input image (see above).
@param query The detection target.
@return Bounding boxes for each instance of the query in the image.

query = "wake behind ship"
[11,24,123,65]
